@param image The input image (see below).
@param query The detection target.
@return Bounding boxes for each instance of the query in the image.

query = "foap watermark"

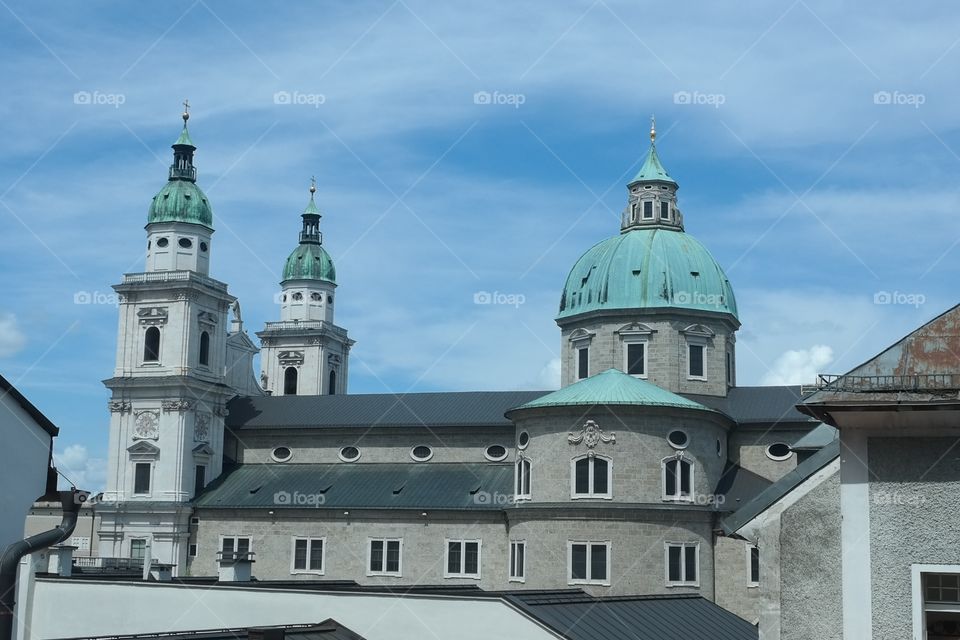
[872,490,925,507]
[473,290,525,308]
[692,493,726,507]
[74,290,120,306]
[874,290,925,308]
[673,90,725,109]
[73,91,126,108]
[673,291,727,309]
[274,490,326,507]
[473,491,516,505]
[873,90,925,108]
[473,90,526,109]
[274,91,326,108]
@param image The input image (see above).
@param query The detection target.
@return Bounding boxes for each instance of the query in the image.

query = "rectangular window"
[220,536,251,560]
[666,543,699,586]
[569,541,610,585]
[688,344,705,378]
[510,541,526,582]
[194,465,206,497]
[292,538,324,573]
[516,459,531,498]
[663,458,693,501]
[660,201,670,219]
[726,351,732,384]
[643,200,653,219]
[189,543,198,558]
[130,539,146,560]
[748,544,760,586]
[369,538,402,576]
[577,347,589,380]
[445,540,481,578]
[572,456,611,498]
[626,342,645,376]
[133,463,151,495]
[70,536,90,551]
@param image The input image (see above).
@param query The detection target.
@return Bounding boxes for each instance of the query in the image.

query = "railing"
[122,271,228,292]
[262,320,343,335]
[216,551,255,563]
[811,373,960,393]
[73,557,148,572]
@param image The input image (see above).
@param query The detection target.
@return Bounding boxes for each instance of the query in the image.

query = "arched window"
[663,456,693,501]
[284,367,298,395]
[143,327,160,362]
[515,458,531,499]
[328,370,337,395]
[571,455,611,498]
[198,331,210,366]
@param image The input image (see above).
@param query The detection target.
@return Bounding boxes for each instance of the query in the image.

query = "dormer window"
[643,201,653,219]
[660,201,670,220]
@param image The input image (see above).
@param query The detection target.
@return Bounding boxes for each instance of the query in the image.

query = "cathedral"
[92,109,830,624]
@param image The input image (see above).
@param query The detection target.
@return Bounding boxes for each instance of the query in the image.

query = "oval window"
[200,241,208,252]
[667,430,689,449]
[410,445,433,462]
[271,446,292,462]
[311,292,322,302]
[178,238,192,249]
[485,445,508,461]
[717,438,723,457]
[766,443,792,461]
[518,431,530,449]
[292,292,303,301]
[156,237,169,248]
[338,446,360,462]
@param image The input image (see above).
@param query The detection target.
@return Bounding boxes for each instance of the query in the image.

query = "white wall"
[0,393,52,551]
[27,579,559,640]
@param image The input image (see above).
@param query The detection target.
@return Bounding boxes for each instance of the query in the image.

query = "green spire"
[629,116,677,186]
[173,99,195,148]
[303,176,321,216]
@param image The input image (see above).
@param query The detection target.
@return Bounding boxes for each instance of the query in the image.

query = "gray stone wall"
[713,535,760,624]
[868,436,960,639]
[558,311,736,396]
[513,406,729,505]
[728,427,809,482]
[779,469,841,640]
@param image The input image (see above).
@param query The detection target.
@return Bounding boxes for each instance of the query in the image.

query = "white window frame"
[218,535,253,559]
[367,538,403,577]
[665,542,700,587]
[290,537,326,575]
[567,540,611,586]
[188,543,198,558]
[129,538,148,560]
[444,539,482,579]
[576,346,589,380]
[661,455,694,502]
[623,339,648,378]
[509,540,526,583]
[570,454,613,499]
[686,341,707,380]
[912,564,960,637]
[642,200,654,219]
[747,543,759,587]
[132,462,153,497]
[515,457,531,500]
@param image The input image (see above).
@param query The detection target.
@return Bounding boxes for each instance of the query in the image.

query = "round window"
[271,446,292,462]
[327,294,333,304]
[178,238,192,249]
[411,445,433,462]
[338,446,360,462]
[717,438,723,457]
[484,444,508,461]
[766,443,792,461]
[518,431,530,449]
[667,430,689,449]
[292,292,303,301]
[200,241,208,252]
[156,237,169,248]
[311,292,322,301]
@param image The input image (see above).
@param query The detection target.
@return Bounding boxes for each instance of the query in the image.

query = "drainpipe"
[0,489,87,640]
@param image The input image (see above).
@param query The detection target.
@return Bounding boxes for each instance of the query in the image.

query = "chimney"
[46,545,77,577]
[248,628,285,640]
[149,564,173,582]
[217,551,254,582]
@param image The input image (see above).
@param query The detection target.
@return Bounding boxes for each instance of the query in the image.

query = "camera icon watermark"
[473,291,525,308]
[74,290,120,306]
[473,490,516,505]
[273,490,326,507]
[274,91,326,108]
[873,90,925,109]
[673,90,725,109]
[873,290,925,308]
[73,91,126,109]
[473,90,526,109]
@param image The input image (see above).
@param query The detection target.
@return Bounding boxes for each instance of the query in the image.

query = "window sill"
[443,574,481,580]
[568,579,611,587]
[686,376,707,382]
[662,497,694,503]
[665,582,700,588]
[508,577,526,584]
[291,570,325,576]
[747,583,759,589]
[366,572,403,578]
[571,495,613,500]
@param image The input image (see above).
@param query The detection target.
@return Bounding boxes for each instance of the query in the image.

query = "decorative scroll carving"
[161,399,192,413]
[109,401,132,414]
[278,350,305,365]
[137,307,168,326]
[198,311,218,326]
[568,420,615,451]
[194,413,211,442]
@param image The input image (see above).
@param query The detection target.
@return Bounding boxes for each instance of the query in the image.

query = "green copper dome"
[282,242,336,283]
[147,179,213,228]
[557,228,738,320]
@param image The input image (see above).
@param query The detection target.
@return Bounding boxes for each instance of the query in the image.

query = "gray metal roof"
[195,462,512,510]
[720,439,840,535]
[58,620,365,640]
[508,592,758,640]
[790,423,837,450]
[684,385,816,425]
[226,391,547,429]
[714,463,773,512]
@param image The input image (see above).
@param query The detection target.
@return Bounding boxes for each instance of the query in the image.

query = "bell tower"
[99,105,235,573]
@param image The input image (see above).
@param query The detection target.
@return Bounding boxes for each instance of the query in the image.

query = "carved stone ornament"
[137,307,169,326]
[213,404,229,417]
[194,413,211,442]
[161,399,193,412]
[568,420,615,450]
[328,354,342,366]
[197,311,218,326]
[133,411,159,440]
[108,400,132,414]
[278,350,305,365]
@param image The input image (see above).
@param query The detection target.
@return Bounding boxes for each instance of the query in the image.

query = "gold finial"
[309,176,317,195]
[182,99,190,123]
[650,115,656,144]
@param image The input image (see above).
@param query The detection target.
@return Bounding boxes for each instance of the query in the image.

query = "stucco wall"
[728,427,808,483]
[0,392,52,551]
[713,535,760,624]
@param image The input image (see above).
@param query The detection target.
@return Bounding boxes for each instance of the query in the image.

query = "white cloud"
[761,345,834,386]
[54,444,107,493]
[0,313,26,358]
[537,358,561,390]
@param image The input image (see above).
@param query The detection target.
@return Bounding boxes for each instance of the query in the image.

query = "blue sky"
[2,1,959,489]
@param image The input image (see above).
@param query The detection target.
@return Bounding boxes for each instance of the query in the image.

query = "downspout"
[0,489,87,640]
